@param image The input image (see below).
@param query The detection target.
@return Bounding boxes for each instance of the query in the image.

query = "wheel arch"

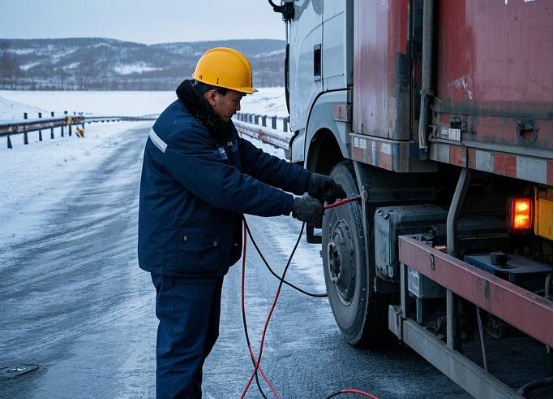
[306,128,344,174]
[303,89,351,172]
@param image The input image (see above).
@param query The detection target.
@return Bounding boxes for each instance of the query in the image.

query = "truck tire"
[323,162,388,346]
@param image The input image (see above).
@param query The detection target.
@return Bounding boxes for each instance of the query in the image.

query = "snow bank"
[0,95,47,122]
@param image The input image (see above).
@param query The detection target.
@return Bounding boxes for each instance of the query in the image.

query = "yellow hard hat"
[192,47,258,94]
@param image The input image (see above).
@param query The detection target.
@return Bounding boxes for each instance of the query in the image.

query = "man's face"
[205,89,244,123]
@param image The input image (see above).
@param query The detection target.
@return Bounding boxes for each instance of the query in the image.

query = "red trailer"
[262,1,553,397]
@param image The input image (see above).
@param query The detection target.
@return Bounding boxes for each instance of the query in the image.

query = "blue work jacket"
[138,100,310,277]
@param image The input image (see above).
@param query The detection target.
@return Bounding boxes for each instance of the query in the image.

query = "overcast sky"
[0,0,286,44]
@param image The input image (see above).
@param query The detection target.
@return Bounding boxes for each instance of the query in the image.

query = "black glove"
[292,195,324,227]
[306,173,347,204]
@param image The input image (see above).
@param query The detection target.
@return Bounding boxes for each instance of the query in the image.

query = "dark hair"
[193,80,228,96]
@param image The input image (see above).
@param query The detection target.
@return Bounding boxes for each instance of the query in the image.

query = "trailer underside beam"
[398,236,553,347]
[396,316,525,399]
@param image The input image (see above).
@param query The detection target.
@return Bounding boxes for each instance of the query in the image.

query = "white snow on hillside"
[20,61,41,71]
[253,49,286,58]
[114,64,161,75]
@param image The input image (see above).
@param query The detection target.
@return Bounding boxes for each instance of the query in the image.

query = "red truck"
[253,1,553,398]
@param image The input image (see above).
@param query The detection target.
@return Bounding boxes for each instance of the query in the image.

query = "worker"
[138,47,346,399]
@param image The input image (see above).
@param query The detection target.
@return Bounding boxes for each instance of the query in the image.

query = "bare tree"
[57,67,67,90]
[0,41,22,89]
[0,40,10,88]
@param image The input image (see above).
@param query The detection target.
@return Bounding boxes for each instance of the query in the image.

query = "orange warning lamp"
[509,198,533,231]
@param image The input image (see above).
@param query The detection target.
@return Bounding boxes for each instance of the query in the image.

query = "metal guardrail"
[1,109,291,152]
[233,112,292,156]
[0,113,156,149]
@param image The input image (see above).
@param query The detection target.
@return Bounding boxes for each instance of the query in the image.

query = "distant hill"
[0,38,285,90]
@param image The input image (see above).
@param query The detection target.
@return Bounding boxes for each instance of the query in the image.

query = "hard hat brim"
[192,74,257,94]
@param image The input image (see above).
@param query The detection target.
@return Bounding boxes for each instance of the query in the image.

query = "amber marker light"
[509,198,533,231]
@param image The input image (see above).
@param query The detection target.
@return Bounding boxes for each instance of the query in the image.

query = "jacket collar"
[176,79,230,145]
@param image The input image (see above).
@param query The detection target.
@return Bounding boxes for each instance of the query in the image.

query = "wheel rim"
[322,163,370,344]
[327,218,356,304]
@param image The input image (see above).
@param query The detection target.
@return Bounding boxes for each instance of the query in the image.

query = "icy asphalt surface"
[0,125,471,399]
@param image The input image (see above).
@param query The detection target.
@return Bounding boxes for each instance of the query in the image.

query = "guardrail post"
[63,111,67,137]
[50,112,55,139]
[23,112,28,145]
[69,123,72,136]
[38,112,43,141]
[7,135,12,149]
[271,116,277,130]
[262,115,267,127]
[283,117,288,132]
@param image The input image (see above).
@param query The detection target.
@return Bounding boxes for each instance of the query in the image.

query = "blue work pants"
[151,273,223,399]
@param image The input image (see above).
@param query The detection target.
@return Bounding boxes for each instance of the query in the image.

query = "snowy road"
[0,124,470,399]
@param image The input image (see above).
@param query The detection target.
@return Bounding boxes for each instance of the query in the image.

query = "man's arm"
[162,125,294,217]
[238,135,310,196]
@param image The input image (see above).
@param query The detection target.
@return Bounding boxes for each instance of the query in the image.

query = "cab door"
[288,0,323,132]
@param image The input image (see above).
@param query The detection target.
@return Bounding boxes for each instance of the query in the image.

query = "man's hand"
[306,173,347,204]
[292,195,324,227]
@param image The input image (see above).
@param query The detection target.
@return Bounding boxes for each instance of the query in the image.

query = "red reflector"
[510,198,532,230]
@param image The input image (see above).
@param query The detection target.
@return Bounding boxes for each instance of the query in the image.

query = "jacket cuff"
[282,193,295,215]
[296,169,312,196]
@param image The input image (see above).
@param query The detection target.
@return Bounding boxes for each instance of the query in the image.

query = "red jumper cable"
[240,195,382,399]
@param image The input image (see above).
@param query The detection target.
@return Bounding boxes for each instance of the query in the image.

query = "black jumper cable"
[239,196,383,399]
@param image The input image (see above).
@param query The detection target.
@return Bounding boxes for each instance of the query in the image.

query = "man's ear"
[203,89,219,106]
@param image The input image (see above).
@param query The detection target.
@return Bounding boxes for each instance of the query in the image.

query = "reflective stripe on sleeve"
[149,128,167,153]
